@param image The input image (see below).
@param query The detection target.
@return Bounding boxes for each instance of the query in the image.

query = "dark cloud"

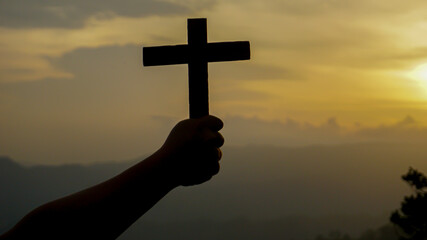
[0,0,215,28]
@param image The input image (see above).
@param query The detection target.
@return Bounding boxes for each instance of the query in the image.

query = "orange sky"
[1,0,427,164]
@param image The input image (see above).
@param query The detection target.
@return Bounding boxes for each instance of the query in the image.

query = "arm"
[0,115,224,240]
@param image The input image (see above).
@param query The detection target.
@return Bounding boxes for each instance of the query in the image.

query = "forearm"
[1,115,224,240]
[2,149,178,240]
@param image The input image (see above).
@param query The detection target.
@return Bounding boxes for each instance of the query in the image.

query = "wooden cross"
[143,18,251,118]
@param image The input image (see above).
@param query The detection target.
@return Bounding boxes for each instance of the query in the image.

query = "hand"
[159,115,224,186]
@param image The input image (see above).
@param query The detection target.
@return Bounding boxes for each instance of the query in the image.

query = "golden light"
[410,63,427,82]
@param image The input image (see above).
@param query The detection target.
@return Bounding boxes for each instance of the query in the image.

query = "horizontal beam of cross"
[143,41,250,66]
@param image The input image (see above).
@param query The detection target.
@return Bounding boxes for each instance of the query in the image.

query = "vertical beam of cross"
[143,18,250,118]
[187,19,209,118]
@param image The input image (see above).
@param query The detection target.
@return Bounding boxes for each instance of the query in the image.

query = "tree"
[390,168,427,240]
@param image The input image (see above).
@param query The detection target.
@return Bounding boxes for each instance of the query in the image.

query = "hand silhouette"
[159,115,224,186]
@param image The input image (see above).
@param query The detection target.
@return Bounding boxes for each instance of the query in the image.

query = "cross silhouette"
[143,18,251,118]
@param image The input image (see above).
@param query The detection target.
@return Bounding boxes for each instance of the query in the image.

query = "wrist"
[149,148,182,188]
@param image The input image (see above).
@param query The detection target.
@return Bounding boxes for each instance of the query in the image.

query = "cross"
[143,18,251,118]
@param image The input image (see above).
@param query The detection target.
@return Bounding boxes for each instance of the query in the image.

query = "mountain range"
[1,143,425,239]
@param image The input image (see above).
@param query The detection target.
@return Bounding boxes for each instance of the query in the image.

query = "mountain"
[1,143,425,239]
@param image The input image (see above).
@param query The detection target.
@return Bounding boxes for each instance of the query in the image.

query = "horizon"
[2,139,427,166]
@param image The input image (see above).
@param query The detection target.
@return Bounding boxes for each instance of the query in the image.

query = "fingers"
[194,146,221,162]
[199,156,221,178]
[173,115,224,186]
[199,115,224,131]
[198,116,224,148]
[204,146,222,161]
[181,158,220,186]
[202,131,224,148]
[209,161,220,175]
[197,146,221,174]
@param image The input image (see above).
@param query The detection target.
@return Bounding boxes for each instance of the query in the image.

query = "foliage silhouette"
[390,168,427,240]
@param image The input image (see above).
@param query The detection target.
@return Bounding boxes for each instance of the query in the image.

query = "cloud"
[209,62,298,81]
[354,115,427,142]
[363,47,427,70]
[214,0,427,75]
[222,115,427,147]
[252,0,427,17]
[222,115,346,147]
[3,0,427,85]
[0,0,216,29]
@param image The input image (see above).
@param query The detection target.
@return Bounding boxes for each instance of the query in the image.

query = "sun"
[409,63,427,82]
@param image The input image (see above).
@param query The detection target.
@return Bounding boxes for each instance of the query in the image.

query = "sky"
[2,0,427,164]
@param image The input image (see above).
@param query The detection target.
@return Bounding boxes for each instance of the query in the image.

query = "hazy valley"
[1,143,426,239]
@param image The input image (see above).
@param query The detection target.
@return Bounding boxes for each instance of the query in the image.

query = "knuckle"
[204,132,224,147]
[215,118,224,130]
[217,134,225,147]
[212,162,220,175]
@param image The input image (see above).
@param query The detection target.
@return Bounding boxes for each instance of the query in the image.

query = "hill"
[1,143,426,239]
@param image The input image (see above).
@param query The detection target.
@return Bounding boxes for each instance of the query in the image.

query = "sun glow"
[410,63,427,82]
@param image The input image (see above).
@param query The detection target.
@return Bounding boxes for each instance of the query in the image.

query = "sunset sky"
[2,0,427,164]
